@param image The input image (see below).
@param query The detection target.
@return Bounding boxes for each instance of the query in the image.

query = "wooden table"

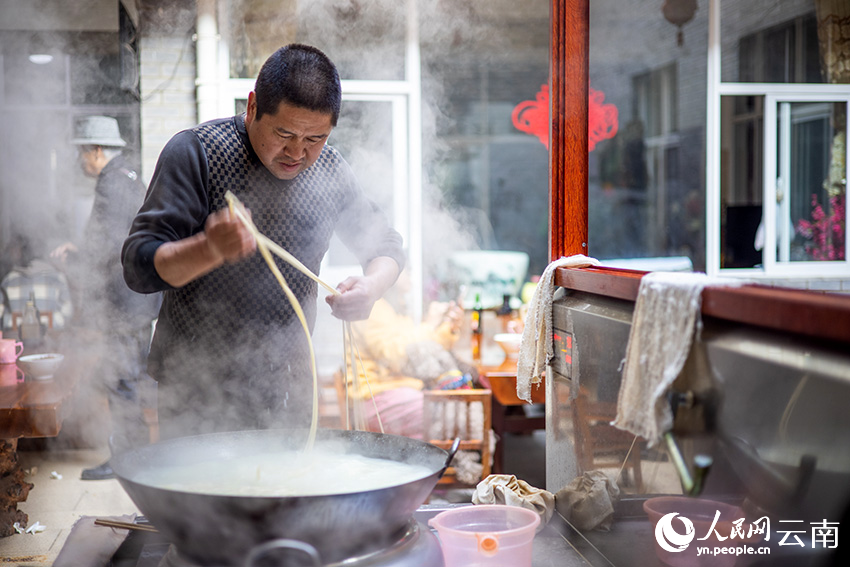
[0,341,85,536]
[479,361,546,474]
[0,364,80,439]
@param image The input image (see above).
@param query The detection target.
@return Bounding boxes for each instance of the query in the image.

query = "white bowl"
[18,353,65,381]
[493,333,522,359]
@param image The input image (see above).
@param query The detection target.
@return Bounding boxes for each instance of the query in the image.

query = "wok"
[111,428,457,566]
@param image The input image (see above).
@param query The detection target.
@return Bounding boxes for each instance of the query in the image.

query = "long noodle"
[224,191,385,445]
[343,321,384,434]
[224,191,338,451]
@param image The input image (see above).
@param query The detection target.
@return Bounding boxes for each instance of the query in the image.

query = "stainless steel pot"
[111,429,457,566]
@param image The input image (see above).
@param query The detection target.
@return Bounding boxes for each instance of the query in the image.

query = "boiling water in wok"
[112,429,454,566]
[133,444,434,497]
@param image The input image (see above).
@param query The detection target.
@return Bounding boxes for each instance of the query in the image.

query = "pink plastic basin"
[644,496,761,567]
[429,505,540,567]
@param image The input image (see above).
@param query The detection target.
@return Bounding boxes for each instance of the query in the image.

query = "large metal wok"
[111,428,456,566]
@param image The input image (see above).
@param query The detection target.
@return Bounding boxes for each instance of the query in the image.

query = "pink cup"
[0,364,24,386]
[0,339,24,364]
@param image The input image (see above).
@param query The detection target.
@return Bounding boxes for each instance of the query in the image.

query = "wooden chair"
[11,310,54,331]
[423,389,493,487]
[571,390,643,489]
[480,370,546,473]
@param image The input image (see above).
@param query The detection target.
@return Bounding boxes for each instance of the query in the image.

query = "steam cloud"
[0,0,538,447]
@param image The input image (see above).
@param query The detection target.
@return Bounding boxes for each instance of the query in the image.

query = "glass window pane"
[720,96,764,269]
[421,0,551,280]
[589,3,706,269]
[721,0,825,84]
[782,101,846,262]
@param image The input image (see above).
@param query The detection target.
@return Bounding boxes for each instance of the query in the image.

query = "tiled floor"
[2,447,139,566]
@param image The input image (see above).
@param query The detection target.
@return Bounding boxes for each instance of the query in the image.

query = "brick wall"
[139,22,197,184]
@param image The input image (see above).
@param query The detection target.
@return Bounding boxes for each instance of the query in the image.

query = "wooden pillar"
[549,0,589,261]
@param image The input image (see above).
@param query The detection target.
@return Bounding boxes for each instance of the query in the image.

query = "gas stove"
[110,515,443,567]
[104,505,586,567]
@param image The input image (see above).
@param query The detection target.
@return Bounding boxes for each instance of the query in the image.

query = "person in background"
[345,268,470,438]
[52,115,160,480]
[122,44,404,440]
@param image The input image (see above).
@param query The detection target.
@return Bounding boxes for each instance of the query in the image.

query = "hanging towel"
[517,255,599,403]
[612,271,742,446]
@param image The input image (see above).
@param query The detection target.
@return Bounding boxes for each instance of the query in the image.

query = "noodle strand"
[224,191,384,445]
[225,192,322,450]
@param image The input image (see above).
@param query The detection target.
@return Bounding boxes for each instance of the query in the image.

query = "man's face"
[77,145,101,178]
[244,92,334,180]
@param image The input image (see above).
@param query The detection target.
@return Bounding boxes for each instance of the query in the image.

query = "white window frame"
[706,0,850,279]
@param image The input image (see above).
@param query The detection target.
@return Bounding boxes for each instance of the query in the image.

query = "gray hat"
[71,115,127,147]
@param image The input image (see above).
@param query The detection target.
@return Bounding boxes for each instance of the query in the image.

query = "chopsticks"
[94,518,159,533]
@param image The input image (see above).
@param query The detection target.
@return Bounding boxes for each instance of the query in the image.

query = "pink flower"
[795,193,845,261]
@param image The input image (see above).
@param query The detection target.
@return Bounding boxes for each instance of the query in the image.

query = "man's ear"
[245,91,257,127]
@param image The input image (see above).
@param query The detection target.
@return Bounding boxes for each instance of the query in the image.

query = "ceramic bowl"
[18,353,65,381]
[494,333,522,360]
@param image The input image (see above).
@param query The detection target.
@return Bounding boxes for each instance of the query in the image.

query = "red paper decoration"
[511,85,552,148]
[511,83,619,152]
[588,86,619,151]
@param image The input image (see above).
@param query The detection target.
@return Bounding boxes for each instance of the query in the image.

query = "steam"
[0,0,541,448]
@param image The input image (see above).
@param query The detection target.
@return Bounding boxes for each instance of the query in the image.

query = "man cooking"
[122,44,404,440]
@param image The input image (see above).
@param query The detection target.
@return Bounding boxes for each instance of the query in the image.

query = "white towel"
[517,255,600,403]
[612,271,741,446]
[473,474,555,532]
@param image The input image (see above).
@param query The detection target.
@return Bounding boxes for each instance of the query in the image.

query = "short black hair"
[254,44,341,126]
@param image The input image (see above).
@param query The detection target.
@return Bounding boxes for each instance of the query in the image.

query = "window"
[711,6,849,279]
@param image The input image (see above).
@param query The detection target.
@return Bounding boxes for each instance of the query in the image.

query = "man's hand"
[325,274,381,321]
[154,208,257,288]
[204,208,256,264]
[325,256,400,321]
[50,242,78,264]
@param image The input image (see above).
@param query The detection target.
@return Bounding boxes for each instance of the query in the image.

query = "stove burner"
[127,519,444,567]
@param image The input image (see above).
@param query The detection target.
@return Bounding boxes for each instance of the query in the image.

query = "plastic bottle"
[20,293,41,347]
[496,293,514,332]
[470,292,483,362]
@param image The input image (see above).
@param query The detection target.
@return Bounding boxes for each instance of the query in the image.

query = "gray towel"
[612,272,742,445]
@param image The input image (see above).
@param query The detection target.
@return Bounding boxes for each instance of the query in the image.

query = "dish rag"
[517,255,600,403]
[611,271,742,446]
[472,474,555,532]
[554,470,620,532]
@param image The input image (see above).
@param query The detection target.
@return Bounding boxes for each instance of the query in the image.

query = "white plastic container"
[429,505,540,567]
